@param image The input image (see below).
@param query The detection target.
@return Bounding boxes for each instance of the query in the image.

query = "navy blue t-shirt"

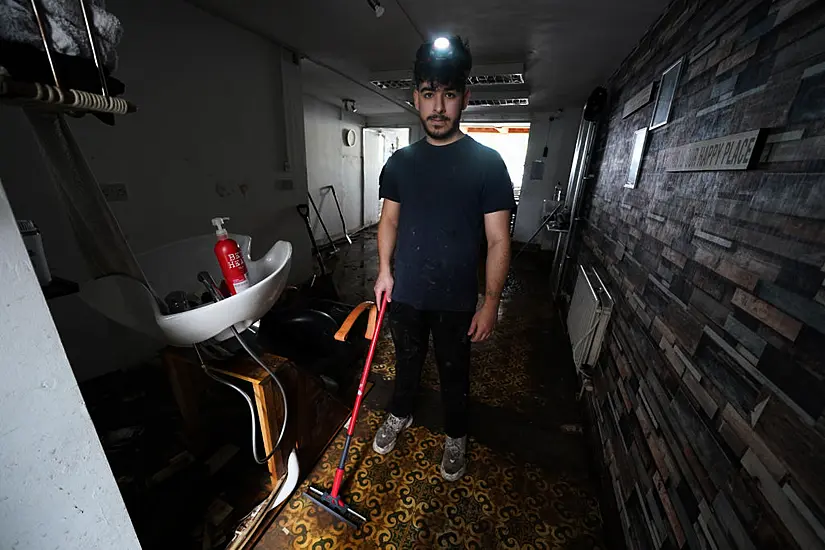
[378,135,516,312]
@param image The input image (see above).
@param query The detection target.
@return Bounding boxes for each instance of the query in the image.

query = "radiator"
[567,264,614,369]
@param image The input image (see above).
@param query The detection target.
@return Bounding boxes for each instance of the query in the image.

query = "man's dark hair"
[413,36,472,92]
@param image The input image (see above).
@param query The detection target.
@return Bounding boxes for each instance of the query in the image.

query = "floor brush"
[303,295,388,528]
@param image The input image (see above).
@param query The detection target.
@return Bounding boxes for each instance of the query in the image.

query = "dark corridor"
[255,228,608,549]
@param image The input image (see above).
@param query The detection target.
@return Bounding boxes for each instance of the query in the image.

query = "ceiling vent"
[370,73,525,90]
[467,98,529,107]
[370,78,414,90]
[467,73,524,86]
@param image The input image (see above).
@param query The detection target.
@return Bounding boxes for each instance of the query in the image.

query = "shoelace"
[387,416,407,431]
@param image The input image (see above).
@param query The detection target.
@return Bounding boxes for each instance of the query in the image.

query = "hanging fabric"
[24,109,147,285]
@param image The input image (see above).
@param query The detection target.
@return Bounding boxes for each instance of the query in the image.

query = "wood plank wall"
[573,0,825,548]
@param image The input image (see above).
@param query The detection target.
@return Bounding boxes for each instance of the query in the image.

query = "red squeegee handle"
[330,295,389,499]
[348,294,388,436]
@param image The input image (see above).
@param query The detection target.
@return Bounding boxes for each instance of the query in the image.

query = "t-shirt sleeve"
[482,152,517,214]
[378,155,401,202]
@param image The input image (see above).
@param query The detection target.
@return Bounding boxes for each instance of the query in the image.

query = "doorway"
[460,122,531,231]
[460,123,530,199]
[363,128,410,227]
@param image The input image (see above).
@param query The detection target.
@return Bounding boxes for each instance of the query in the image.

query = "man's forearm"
[483,238,510,307]
[378,217,398,273]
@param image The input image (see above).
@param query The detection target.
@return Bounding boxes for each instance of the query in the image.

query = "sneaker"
[372,413,413,455]
[440,435,467,481]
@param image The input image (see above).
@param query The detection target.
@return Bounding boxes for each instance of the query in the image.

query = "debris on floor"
[206,444,240,476]
[78,362,272,549]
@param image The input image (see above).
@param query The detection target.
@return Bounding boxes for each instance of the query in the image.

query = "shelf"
[42,276,79,300]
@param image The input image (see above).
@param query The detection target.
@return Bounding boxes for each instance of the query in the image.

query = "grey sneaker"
[372,413,413,455]
[440,435,467,481]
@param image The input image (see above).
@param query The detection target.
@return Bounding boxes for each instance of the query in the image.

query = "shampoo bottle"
[212,217,250,295]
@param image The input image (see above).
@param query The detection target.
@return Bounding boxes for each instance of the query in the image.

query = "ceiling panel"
[189,0,667,115]
[301,60,406,116]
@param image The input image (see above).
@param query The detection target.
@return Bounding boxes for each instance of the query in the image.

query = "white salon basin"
[81,233,292,346]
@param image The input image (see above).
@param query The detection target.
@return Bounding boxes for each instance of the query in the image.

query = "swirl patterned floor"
[370,300,548,415]
[254,230,606,549]
[257,409,602,549]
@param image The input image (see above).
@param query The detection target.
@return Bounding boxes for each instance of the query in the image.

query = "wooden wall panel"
[573,0,825,547]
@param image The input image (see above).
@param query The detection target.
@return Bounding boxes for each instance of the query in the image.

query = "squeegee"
[303,295,388,528]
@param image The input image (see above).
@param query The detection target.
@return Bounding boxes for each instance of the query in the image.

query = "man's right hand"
[374,270,394,305]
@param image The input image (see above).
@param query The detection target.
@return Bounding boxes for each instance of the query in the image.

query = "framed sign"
[663,129,765,171]
[650,57,684,130]
[625,127,648,188]
[622,82,654,118]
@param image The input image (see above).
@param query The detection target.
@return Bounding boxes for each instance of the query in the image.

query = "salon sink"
[80,234,292,346]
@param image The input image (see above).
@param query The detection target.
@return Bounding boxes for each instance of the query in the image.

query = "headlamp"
[433,37,451,52]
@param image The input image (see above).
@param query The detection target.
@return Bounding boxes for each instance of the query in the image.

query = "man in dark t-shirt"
[372,36,516,481]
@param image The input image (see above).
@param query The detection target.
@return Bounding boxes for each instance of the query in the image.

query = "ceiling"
[300,59,408,116]
[189,0,668,117]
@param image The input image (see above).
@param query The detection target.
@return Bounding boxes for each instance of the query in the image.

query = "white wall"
[362,128,410,227]
[0,182,141,550]
[303,94,365,241]
[69,0,309,270]
[512,108,583,246]
[365,115,423,146]
[1,0,312,381]
[363,129,384,228]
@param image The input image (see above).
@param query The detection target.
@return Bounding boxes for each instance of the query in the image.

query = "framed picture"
[625,127,648,188]
[650,56,684,130]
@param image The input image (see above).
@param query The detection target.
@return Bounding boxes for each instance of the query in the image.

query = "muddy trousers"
[387,300,474,439]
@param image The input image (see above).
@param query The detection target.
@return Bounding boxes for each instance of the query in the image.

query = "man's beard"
[421,114,460,140]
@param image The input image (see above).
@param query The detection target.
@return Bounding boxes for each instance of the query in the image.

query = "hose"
[194,271,289,463]
[230,325,289,451]
[96,269,290,462]
[194,344,279,464]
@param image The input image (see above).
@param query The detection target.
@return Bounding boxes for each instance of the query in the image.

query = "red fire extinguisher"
[211,217,250,295]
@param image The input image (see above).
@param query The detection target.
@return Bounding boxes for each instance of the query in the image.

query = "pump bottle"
[212,217,250,295]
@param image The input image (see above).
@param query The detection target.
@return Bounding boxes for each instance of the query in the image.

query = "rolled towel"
[0,0,123,70]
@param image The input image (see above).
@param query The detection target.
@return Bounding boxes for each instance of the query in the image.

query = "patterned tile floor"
[255,229,606,549]
[258,410,602,549]
[370,301,548,415]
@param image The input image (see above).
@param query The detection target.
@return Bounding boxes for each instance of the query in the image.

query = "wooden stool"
[161,345,358,491]
[162,349,289,486]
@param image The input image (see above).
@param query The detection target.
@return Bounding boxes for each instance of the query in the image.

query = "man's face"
[413,82,470,141]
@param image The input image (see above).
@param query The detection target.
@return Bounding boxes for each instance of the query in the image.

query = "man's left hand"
[468,303,498,342]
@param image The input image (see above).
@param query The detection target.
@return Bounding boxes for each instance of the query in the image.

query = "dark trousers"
[388,300,474,438]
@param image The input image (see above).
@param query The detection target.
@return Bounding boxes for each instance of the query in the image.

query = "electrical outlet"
[101,183,129,202]
[278,179,294,191]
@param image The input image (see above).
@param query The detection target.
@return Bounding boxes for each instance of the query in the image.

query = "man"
[372,36,515,481]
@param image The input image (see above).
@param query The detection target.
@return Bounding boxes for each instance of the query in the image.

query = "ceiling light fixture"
[367,0,384,18]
